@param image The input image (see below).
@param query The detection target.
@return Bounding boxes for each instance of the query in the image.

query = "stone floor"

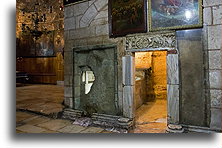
[16,84,64,115]
[16,111,111,133]
[131,100,167,133]
[16,84,167,133]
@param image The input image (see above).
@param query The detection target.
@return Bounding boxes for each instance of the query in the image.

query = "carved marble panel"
[126,32,176,51]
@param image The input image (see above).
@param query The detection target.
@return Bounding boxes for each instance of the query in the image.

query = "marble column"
[167,54,179,124]
[122,55,135,119]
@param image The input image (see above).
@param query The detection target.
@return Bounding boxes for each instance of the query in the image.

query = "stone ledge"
[62,108,84,120]
[92,113,134,129]
[182,124,221,133]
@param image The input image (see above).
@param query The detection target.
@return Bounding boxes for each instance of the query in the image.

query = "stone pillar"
[166,52,183,133]
[166,53,179,124]
[122,55,135,119]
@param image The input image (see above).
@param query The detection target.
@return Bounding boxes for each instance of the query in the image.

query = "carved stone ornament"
[126,32,176,51]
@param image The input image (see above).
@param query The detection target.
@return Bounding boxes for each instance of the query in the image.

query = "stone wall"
[152,51,167,100]
[203,0,222,131]
[64,0,125,115]
[64,0,222,131]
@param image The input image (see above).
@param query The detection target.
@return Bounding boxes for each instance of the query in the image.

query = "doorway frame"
[122,31,180,126]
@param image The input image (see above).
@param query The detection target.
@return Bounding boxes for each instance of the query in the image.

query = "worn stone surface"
[208,25,222,49]
[131,100,167,133]
[94,10,108,20]
[209,50,222,69]
[212,5,222,25]
[73,2,89,16]
[24,116,50,126]
[16,85,64,115]
[16,111,112,133]
[209,70,222,89]
[94,0,108,11]
[167,85,179,124]
[210,108,222,130]
[210,89,222,108]
[16,124,47,133]
[58,124,87,133]
[95,24,109,36]
[74,45,118,115]
[80,126,104,133]
[64,17,76,30]
[123,86,134,119]
[167,54,179,85]
[203,7,212,25]
[64,5,74,18]
[64,86,73,98]
[177,29,207,127]
[80,4,98,28]
[203,0,222,7]
[69,26,96,39]
[64,97,73,108]
[37,119,71,131]
[122,55,135,86]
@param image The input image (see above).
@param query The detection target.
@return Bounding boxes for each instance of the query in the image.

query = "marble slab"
[123,86,135,119]
[167,84,179,124]
[122,56,135,86]
[167,54,179,85]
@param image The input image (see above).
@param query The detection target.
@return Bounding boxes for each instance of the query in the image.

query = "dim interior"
[133,51,167,133]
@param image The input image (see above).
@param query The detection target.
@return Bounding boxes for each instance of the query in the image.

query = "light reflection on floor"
[131,99,167,133]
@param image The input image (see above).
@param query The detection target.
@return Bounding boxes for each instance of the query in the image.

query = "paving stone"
[16,85,64,116]
[80,126,104,133]
[16,112,37,122]
[24,116,51,126]
[16,124,46,133]
[16,130,24,133]
[58,125,87,133]
[100,130,113,133]
[41,130,60,133]
[37,119,72,131]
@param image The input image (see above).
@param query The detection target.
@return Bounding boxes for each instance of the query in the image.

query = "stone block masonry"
[64,0,124,112]
[203,0,222,131]
[63,0,222,132]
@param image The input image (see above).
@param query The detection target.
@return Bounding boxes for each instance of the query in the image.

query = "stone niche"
[73,45,119,116]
